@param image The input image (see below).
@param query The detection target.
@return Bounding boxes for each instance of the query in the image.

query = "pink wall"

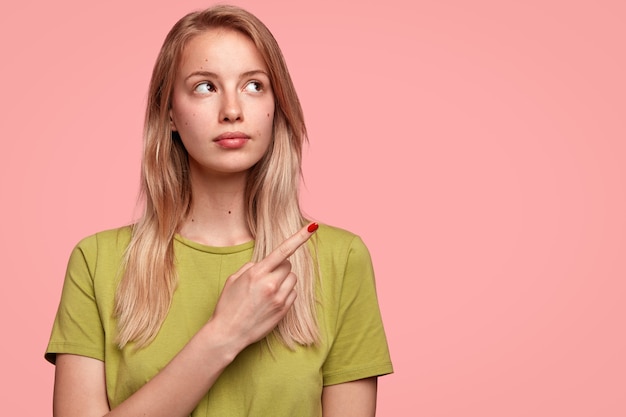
[1,0,625,415]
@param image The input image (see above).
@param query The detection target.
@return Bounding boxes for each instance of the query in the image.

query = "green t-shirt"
[46,224,393,416]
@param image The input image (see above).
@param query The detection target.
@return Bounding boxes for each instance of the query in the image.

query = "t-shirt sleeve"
[45,236,105,364]
[322,235,393,386]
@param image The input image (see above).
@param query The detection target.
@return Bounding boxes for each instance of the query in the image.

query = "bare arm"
[54,319,241,417]
[322,377,378,417]
[53,355,109,417]
[53,224,318,417]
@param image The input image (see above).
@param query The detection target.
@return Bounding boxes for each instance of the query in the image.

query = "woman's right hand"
[209,222,318,351]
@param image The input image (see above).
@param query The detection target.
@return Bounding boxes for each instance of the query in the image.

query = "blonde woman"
[46,5,392,416]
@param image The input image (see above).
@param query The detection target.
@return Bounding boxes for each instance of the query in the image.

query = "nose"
[220,92,243,123]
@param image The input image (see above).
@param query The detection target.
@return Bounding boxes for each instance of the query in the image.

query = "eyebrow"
[184,69,269,82]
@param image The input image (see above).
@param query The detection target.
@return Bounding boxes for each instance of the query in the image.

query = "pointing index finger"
[261,222,318,271]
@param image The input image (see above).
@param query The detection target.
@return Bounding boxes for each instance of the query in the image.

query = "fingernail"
[307,222,319,233]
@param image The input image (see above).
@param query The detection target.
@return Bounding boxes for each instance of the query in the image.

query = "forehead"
[178,28,268,75]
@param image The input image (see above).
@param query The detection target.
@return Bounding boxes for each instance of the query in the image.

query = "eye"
[244,81,263,93]
[194,82,215,94]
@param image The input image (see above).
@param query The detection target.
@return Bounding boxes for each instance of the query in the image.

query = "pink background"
[1,0,625,415]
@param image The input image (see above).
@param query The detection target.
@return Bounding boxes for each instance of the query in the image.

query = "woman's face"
[170,28,275,178]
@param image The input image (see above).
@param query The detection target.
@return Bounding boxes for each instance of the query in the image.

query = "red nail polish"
[307,222,319,233]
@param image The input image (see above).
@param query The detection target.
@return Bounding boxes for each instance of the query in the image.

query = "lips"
[213,132,250,149]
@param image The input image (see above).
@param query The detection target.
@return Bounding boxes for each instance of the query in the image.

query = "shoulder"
[313,223,372,266]
[71,226,133,265]
[315,223,358,241]
[315,223,364,246]
[75,225,132,246]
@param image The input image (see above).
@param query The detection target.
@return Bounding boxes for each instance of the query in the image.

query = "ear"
[169,109,178,132]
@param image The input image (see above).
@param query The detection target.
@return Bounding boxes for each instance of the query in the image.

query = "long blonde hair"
[115,5,318,349]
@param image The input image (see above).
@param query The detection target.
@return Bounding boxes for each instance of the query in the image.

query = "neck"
[179,170,253,247]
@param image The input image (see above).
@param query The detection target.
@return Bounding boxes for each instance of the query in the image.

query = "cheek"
[170,92,204,131]
[263,112,275,137]
[172,107,205,136]
[253,101,274,136]
[265,102,276,130]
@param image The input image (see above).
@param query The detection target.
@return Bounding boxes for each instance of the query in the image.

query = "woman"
[46,5,392,416]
